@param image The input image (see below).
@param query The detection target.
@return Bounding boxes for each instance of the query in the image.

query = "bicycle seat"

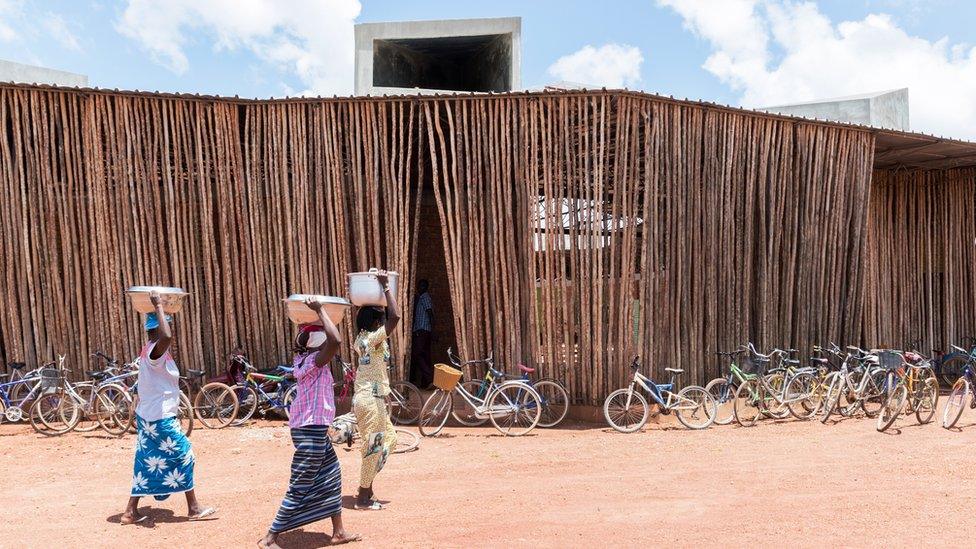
[8,362,26,370]
[187,369,206,378]
[86,370,109,381]
[665,367,684,374]
[811,358,830,365]
[489,368,506,379]
[277,366,294,373]
[783,358,800,365]
[518,364,535,374]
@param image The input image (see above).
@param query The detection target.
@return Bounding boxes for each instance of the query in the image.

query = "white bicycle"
[418,353,542,437]
[328,412,419,454]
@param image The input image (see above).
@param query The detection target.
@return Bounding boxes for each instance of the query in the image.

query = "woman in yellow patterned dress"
[352,270,400,510]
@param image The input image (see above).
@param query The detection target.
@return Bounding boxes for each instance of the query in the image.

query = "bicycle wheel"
[733,379,764,427]
[178,392,194,436]
[762,373,789,419]
[705,378,736,426]
[939,356,968,387]
[915,376,939,424]
[820,372,843,424]
[860,368,887,418]
[282,385,297,419]
[877,384,907,432]
[31,392,79,436]
[785,372,820,420]
[71,383,101,432]
[388,381,423,425]
[451,381,489,426]
[488,382,541,436]
[419,389,453,437]
[94,384,133,436]
[602,388,648,433]
[674,385,716,429]
[534,379,569,428]
[943,378,970,429]
[392,428,420,453]
[230,384,259,426]
[193,382,239,429]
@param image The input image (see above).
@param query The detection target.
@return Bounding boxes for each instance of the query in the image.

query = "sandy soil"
[1,406,975,548]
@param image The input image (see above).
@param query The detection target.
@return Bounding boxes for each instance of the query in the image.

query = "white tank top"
[135,341,180,422]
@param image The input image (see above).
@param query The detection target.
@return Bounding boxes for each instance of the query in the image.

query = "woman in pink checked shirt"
[259,298,360,548]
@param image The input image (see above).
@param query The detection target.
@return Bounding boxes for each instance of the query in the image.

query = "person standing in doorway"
[410,279,434,388]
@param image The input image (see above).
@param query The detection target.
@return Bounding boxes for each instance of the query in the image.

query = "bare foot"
[330,531,362,545]
[120,510,148,525]
[257,533,281,548]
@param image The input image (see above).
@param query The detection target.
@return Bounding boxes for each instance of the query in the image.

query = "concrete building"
[0,59,88,87]
[355,17,521,96]
[760,88,909,131]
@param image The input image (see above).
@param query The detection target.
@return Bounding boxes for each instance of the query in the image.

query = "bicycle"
[54,352,140,435]
[446,348,570,428]
[732,345,815,426]
[332,358,424,426]
[178,366,239,429]
[230,362,297,425]
[418,356,542,437]
[603,356,716,432]
[328,412,420,454]
[1,362,31,408]
[820,345,886,422]
[27,357,80,436]
[943,345,976,429]
[917,336,976,387]
[876,351,938,432]
[0,364,44,423]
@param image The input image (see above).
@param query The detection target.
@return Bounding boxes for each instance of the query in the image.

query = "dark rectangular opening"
[373,34,512,92]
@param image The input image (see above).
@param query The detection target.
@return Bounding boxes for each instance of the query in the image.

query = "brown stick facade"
[1,85,972,405]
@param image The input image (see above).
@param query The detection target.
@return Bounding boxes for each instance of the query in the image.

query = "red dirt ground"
[1,407,975,548]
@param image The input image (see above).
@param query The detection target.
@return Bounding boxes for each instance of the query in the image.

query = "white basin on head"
[283,294,352,325]
[127,286,189,314]
[347,269,399,307]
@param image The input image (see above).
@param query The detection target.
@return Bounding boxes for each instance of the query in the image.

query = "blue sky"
[1,1,975,137]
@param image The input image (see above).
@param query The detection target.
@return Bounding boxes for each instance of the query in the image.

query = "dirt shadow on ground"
[276,529,337,547]
[105,507,211,526]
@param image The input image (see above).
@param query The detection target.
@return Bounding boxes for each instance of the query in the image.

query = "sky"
[1,0,975,139]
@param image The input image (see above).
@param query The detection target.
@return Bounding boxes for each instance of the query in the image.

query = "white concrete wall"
[759,88,909,131]
[354,17,521,96]
[0,59,88,87]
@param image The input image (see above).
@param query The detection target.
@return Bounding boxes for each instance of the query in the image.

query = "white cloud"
[547,43,644,88]
[116,0,361,95]
[0,0,23,42]
[658,0,976,140]
[42,13,81,52]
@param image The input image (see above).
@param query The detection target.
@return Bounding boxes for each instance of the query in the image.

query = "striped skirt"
[269,426,343,534]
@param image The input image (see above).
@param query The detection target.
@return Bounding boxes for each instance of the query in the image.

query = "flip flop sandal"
[353,500,383,511]
[189,507,218,521]
[121,514,149,525]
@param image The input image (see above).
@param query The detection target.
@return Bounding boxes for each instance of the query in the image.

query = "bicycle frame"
[626,369,700,411]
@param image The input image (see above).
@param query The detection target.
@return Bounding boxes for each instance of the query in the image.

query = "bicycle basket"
[433,363,462,391]
[739,355,768,376]
[876,351,903,370]
[39,367,64,389]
